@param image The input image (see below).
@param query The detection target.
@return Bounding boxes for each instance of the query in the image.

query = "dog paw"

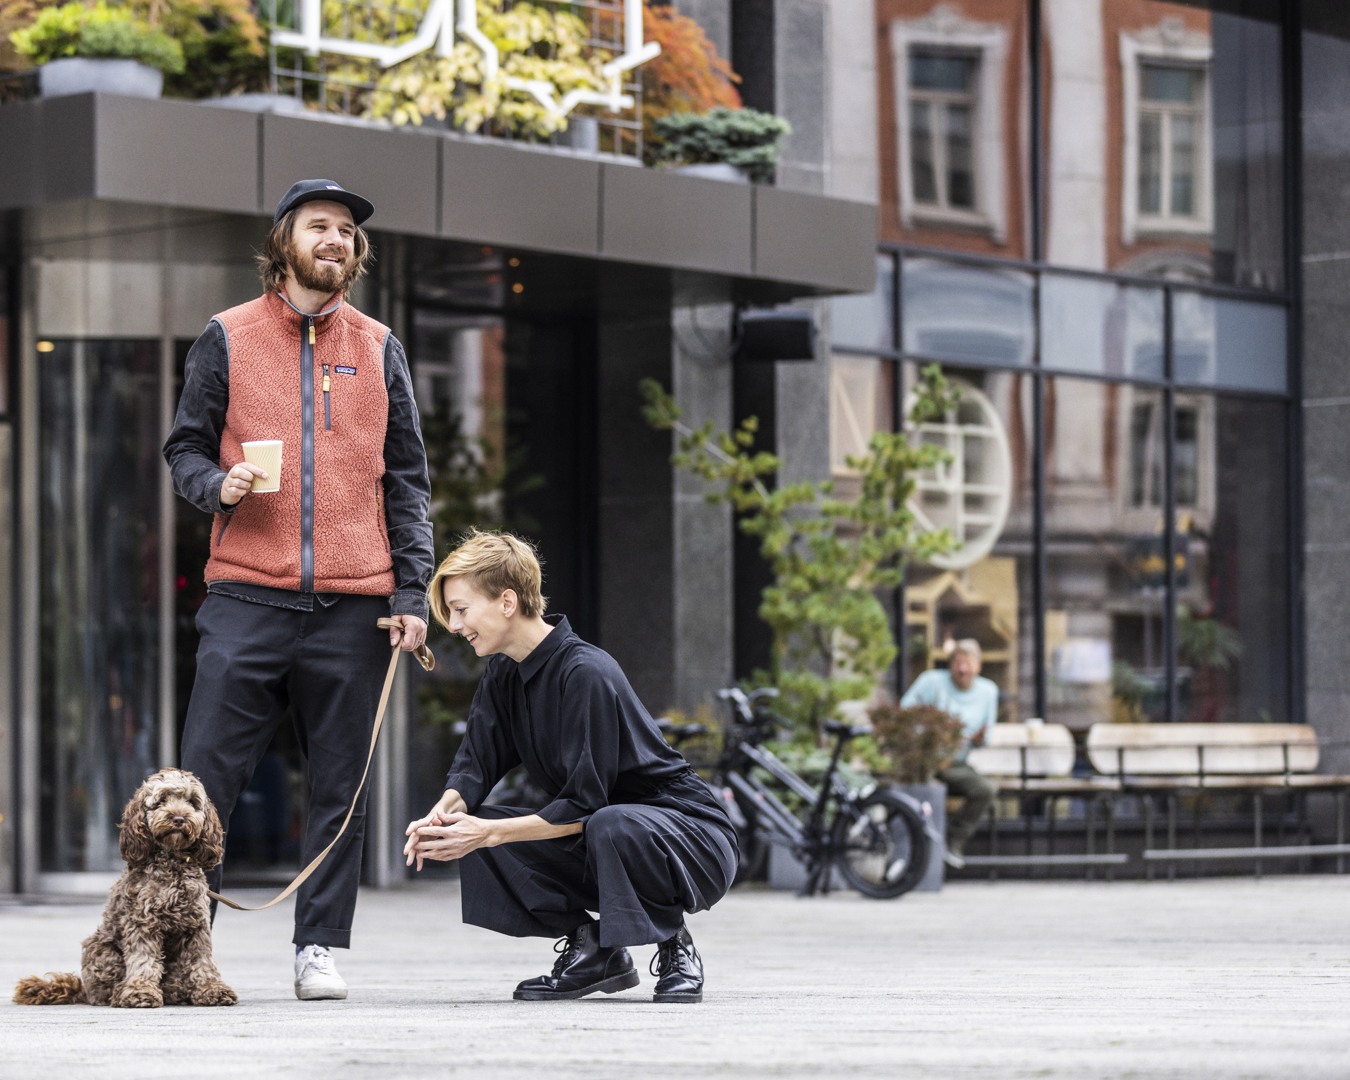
[112,982,163,1009]
[193,982,238,1006]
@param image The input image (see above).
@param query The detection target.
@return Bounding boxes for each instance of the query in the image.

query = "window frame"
[890,14,1009,240]
[1120,29,1214,244]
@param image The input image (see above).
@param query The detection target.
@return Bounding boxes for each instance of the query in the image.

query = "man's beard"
[287,240,357,296]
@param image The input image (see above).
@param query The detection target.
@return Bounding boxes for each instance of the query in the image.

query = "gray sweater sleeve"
[163,320,231,516]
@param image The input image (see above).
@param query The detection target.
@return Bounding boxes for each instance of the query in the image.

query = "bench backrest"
[967,722,1075,778]
[1086,723,1319,776]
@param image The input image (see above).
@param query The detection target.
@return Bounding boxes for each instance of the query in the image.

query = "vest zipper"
[300,315,316,593]
[322,364,332,431]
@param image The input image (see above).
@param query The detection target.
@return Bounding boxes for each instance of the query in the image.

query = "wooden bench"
[1085,723,1350,873]
[963,723,1126,869]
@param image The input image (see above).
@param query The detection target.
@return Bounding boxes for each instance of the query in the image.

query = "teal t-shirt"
[900,668,999,753]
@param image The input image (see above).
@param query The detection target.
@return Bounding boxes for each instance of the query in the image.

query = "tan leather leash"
[209,617,435,912]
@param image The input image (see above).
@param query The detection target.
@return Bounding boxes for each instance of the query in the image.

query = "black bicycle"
[665,688,933,899]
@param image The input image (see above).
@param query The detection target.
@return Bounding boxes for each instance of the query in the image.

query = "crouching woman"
[403,530,737,1003]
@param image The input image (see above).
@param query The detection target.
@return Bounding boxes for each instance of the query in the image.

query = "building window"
[1120,25,1212,244]
[1137,63,1206,225]
[909,50,979,213]
[890,13,1008,241]
[1128,399,1200,509]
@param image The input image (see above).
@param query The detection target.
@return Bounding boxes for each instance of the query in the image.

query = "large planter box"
[890,781,947,893]
[39,58,163,99]
[766,782,946,894]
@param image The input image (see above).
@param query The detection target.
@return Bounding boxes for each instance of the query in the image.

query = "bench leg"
[1253,793,1263,881]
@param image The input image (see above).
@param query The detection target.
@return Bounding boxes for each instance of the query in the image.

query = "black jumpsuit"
[445,616,738,947]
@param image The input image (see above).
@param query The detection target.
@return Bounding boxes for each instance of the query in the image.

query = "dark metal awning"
[0,93,876,301]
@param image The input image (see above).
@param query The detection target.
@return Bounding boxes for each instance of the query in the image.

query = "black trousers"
[181,591,390,949]
[460,803,737,948]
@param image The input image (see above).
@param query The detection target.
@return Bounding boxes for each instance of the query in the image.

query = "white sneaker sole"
[295,981,348,1001]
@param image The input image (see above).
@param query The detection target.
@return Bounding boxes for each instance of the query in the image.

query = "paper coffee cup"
[240,440,282,493]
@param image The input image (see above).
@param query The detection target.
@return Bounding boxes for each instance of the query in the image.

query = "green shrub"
[11,1,185,75]
[654,106,791,183]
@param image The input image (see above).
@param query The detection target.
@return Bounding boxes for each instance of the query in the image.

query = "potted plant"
[866,701,966,786]
[654,106,791,183]
[865,699,965,889]
[362,0,606,140]
[10,1,184,98]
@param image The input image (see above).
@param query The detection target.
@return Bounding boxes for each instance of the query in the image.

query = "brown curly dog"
[13,768,237,1008]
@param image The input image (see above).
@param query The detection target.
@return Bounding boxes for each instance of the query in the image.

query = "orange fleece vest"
[206,292,396,596]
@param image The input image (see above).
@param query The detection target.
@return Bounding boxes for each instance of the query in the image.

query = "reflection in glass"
[1180,395,1288,722]
[902,257,1034,368]
[909,49,979,212]
[831,255,896,354]
[1040,274,1165,379]
[40,341,161,872]
[904,365,1034,722]
[1172,291,1286,392]
[830,356,894,480]
[1044,378,1168,729]
[1043,0,1284,289]
[884,7,1023,251]
[1139,62,1206,223]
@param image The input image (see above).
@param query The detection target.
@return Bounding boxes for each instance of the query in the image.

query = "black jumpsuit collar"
[517,615,572,684]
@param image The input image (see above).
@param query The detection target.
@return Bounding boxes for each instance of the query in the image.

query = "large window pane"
[1040,274,1165,379]
[1044,0,1284,289]
[1180,395,1288,722]
[904,365,1035,723]
[40,340,162,872]
[1172,291,1287,392]
[902,257,1034,368]
[1044,378,1168,730]
[831,254,896,354]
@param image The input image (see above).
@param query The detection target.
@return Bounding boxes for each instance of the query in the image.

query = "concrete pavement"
[3,875,1349,1079]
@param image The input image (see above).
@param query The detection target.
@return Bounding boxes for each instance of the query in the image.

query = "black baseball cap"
[272,179,375,226]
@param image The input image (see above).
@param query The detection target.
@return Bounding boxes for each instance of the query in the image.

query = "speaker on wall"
[734,308,817,362]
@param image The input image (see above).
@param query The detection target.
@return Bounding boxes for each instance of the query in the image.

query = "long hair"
[255,208,374,297]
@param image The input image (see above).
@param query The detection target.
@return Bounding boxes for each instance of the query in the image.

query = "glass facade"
[851,0,1294,728]
[39,340,163,871]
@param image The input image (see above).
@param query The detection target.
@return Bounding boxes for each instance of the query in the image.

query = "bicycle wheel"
[831,789,930,899]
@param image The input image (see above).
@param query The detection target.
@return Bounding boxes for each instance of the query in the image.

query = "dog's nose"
[172,815,186,826]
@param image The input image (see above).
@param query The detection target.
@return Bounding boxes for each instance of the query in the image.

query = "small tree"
[641,364,960,736]
[638,1,741,166]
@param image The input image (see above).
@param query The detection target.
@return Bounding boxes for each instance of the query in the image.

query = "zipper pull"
[322,364,331,393]
[308,321,316,346]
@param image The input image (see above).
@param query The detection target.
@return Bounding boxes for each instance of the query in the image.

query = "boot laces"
[650,932,700,979]
[550,927,586,976]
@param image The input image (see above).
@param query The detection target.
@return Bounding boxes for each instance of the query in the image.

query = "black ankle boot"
[650,925,703,1003]
[513,920,640,1001]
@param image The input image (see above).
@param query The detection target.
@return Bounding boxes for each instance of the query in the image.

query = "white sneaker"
[294,944,348,1001]
[942,848,966,870]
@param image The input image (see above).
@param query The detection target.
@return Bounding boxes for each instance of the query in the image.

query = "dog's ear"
[192,796,226,870]
[118,790,153,867]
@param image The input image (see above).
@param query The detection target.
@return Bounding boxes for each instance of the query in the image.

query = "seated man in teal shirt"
[900,638,999,868]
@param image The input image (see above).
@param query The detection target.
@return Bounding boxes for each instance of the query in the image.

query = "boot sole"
[513,968,640,1001]
[652,988,703,1004]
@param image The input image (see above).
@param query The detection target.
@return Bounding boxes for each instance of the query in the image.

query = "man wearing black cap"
[164,179,434,1001]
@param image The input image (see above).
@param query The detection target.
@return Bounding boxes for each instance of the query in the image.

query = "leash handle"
[209,618,434,911]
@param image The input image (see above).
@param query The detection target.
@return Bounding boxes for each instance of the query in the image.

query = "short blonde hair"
[428,529,547,629]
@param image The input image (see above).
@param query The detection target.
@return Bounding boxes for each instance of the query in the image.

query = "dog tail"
[13,973,87,1005]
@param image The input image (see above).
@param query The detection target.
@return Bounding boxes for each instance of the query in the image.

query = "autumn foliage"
[639,1,741,164]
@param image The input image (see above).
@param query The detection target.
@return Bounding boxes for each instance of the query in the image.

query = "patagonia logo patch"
[334,365,357,375]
